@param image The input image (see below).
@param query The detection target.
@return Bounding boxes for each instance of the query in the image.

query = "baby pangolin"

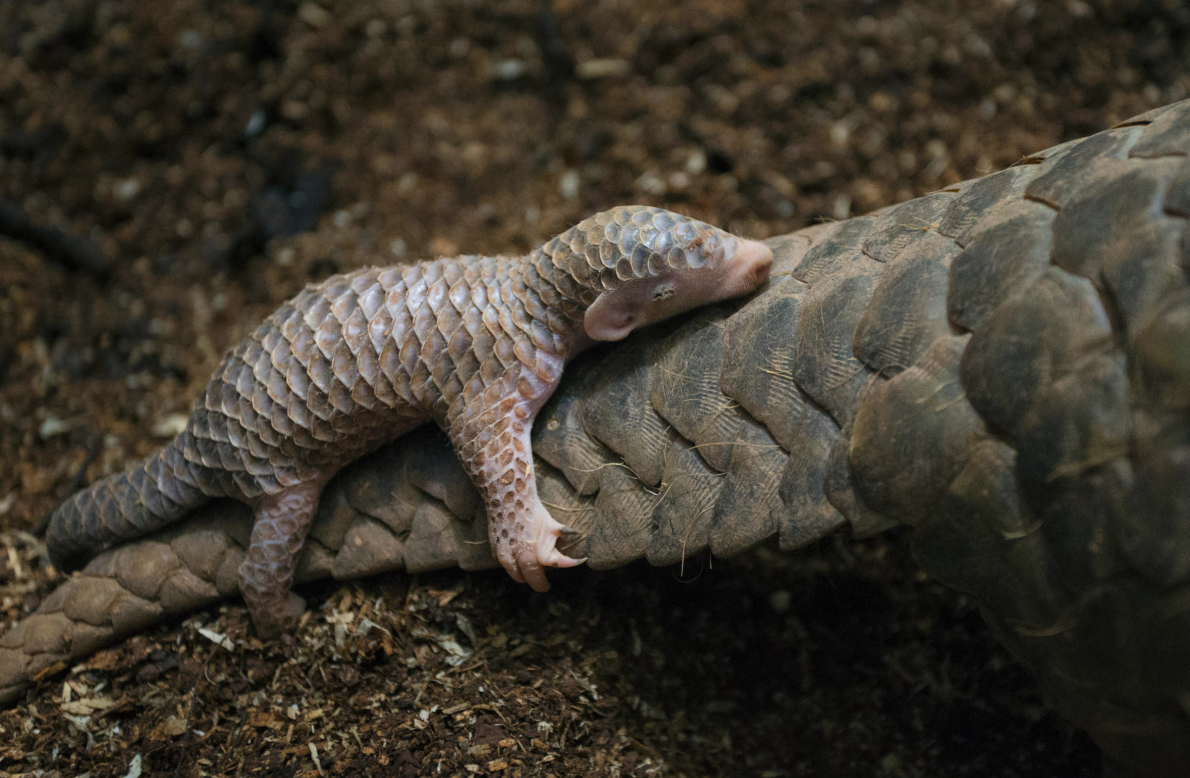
[47,206,773,636]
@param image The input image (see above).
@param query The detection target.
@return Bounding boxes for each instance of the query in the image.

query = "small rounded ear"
[584,291,637,341]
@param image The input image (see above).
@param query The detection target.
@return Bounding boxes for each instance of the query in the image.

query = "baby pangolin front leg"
[46,206,773,636]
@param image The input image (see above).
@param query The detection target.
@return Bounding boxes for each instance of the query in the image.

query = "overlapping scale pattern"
[15,104,1190,777]
[45,206,736,582]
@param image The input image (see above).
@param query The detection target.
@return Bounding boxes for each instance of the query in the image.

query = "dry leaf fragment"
[247,710,284,730]
[309,742,324,776]
[61,698,113,715]
[428,583,464,607]
[197,626,234,651]
[148,715,188,740]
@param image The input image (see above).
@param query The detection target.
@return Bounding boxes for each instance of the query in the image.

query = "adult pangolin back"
[45,205,773,637]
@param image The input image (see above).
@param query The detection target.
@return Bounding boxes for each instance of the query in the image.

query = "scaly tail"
[46,433,212,571]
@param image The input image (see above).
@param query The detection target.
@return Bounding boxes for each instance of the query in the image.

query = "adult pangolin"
[44,206,773,637]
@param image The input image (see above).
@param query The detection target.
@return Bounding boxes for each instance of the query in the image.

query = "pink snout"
[722,238,774,298]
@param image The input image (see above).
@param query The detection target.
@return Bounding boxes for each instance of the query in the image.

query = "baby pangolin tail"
[46,434,210,571]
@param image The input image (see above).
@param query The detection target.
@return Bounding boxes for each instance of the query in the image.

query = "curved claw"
[537,519,585,564]
[492,502,587,592]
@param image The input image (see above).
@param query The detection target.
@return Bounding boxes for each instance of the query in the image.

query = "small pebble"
[151,414,190,438]
[39,417,71,440]
[115,178,140,201]
[244,110,267,138]
[575,59,630,79]
[298,2,331,29]
[559,170,580,200]
[635,172,666,196]
[493,60,524,80]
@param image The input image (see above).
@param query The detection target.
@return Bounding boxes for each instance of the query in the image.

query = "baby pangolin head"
[539,205,773,342]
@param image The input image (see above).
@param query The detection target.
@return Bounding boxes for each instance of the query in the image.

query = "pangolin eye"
[651,283,676,301]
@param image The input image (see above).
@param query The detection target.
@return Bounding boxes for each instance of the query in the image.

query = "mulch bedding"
[1,0,1187,775]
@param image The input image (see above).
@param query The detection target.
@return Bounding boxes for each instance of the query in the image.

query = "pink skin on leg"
[454,354,584,591]
[237,478,327,638]
[481,432,584,592]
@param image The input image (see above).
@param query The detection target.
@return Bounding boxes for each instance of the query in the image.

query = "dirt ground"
[1,0,1188,775]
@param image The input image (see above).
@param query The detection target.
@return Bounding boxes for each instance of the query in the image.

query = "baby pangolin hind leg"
[239,479,328,638]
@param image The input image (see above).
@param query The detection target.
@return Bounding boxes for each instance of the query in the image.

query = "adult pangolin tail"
[46,433,210,571]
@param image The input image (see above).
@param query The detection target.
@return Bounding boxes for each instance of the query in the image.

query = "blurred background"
[1,1,1189,775]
